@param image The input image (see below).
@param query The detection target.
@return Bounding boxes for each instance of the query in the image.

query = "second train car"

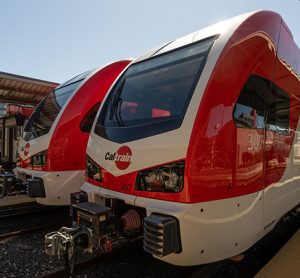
[15,60,131,205]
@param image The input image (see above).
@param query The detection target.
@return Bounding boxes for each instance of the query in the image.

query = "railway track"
[0,222,68,241]
[0,205,71,240]
[0,207,297,277]
[0,202,60,218]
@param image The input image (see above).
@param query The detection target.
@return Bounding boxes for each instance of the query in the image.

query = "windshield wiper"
[33,122,46,131]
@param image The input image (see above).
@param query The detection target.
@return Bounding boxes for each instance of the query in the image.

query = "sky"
[0,0,299,83]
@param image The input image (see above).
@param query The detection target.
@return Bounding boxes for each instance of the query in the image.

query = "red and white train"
[46,10,300,266]
[15,60,131,205]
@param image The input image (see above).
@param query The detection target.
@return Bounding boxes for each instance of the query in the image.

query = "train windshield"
[95,36,216,143]
[23,71,91,141]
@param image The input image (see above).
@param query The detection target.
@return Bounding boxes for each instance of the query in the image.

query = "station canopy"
[0,71,58,106]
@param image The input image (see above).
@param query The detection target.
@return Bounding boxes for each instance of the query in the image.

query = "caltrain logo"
[21,143,30,156]
[105,146,132,170]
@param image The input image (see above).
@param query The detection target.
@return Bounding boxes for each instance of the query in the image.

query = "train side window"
[80,102,101,133]
[233,75,270,129]
[267,85,290,134]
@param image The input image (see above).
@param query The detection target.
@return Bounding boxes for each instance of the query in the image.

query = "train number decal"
[248,134,262,151]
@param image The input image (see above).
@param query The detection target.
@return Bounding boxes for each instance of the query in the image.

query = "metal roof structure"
[0,71,59,106]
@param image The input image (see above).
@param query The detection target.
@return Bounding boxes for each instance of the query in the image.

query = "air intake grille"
[144,213,181,257]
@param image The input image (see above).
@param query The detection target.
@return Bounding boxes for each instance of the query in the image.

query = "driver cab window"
[233,75,269,129]
[233,75,290,134]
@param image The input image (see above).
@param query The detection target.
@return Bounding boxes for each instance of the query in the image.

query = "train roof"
[134,10,286,64]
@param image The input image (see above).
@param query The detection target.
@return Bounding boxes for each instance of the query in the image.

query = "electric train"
[46,11,300,266]
[15,60,131,206]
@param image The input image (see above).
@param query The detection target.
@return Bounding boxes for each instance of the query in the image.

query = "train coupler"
[45,202,114,274]
[45,224,91,274]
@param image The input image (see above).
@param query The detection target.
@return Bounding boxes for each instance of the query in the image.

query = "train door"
[232,75,272,243]
[264,84,292,228]
[263,23,300,230]
[233,75,270,195]
[3,117,20,167]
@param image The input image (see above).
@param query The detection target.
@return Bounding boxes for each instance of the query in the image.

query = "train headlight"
[136,161,184,192]
[85,155,102,182]
[30,150,48,168]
